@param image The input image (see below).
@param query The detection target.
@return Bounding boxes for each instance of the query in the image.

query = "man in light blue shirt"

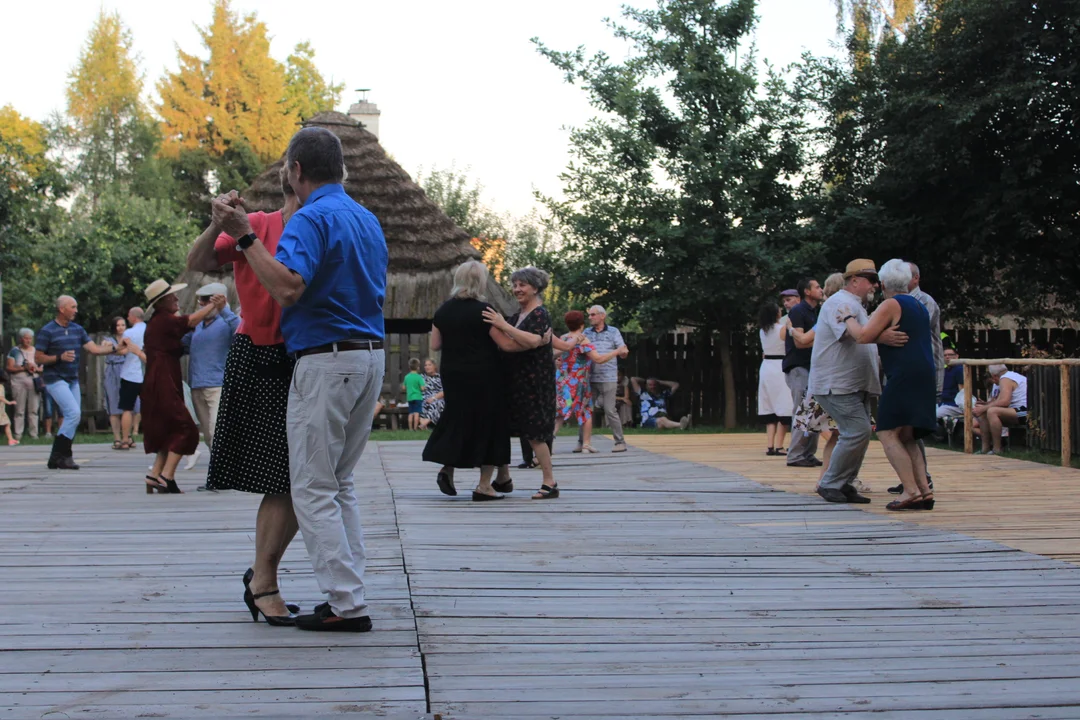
[213,126,387,633]
[182,282,240,472]
[579,305,630,452]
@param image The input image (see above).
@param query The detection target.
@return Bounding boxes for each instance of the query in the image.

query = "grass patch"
[925,439,1080,469]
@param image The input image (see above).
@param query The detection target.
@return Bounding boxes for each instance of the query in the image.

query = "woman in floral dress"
[554,310,620,452]
[418,359,445,430]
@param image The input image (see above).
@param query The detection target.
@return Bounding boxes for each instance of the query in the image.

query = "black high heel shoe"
[243,587,296,626]
[162,477,183,494]
[242,569,300,614]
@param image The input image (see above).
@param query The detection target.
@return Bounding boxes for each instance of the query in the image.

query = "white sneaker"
[183,446,203,471]
[612,442,627,453]
[572,444,583,453]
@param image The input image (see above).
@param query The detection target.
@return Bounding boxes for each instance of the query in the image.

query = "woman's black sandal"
[437,471,456,496]
[243,568,299,614]
[532,484,560,500]
[243,587,296,626]
[162,477,183,494]
[144,475,167,494]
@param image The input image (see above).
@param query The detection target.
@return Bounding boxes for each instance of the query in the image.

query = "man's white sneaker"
[612,442,627,453]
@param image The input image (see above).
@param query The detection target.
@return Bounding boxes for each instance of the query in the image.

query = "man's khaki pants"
[190,386,222,449]
[288,347,384,619]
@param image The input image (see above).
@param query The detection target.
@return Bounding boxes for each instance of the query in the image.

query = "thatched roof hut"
[226,111,513,325]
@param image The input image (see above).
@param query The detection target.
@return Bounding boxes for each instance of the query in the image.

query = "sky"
[1,0,841,217]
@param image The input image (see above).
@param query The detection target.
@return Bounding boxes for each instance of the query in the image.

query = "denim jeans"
[44,379,81,440]
[814,391,873,491]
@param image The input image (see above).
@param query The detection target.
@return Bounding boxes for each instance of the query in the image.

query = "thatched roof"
[235,111,513,319]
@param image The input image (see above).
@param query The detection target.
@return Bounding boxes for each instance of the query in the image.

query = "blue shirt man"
[182,303,240,389]
[37,320,91,384]
[578,305,629,452]
[212,126,387,632]
[274,184,387,353]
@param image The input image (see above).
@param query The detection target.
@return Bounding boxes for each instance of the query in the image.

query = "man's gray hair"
[588,305,607,316]
[56,295,75,309]
[450,260,488,301]
[988,363,1008,377]
[17,327,33,339]
[510,266,550,296]
[129,307,145,321]
[879,259,912,295]
[908,261,921,279]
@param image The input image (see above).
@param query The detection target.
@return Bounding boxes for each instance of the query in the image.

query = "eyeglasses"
[197,297,211,304]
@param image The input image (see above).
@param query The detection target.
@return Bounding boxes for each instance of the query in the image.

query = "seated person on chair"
[631,376,691,430]
[972,364,1027,455]
[937,347,964,420]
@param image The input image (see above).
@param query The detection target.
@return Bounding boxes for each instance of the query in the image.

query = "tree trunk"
[719,328,737,429]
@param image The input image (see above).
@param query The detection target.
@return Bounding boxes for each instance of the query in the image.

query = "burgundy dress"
[141,312,199,455]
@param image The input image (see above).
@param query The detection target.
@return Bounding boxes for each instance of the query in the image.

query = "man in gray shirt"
[810,259,905,504]
[578,305,630,453]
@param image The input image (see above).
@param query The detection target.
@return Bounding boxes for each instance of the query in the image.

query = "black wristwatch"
[842,314,856,322]
[236,232,258,250]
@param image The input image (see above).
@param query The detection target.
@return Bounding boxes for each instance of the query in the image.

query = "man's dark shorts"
[119,379,142,412]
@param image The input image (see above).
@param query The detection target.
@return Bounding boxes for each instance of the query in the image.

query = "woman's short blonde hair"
[823,272,844,297]
[450,260,488,300]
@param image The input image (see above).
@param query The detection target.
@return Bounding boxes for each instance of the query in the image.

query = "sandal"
[120,440,136,450]
[581,445,598,454]
[112,440,124,450]
[531,483,560,500]
[144,475,168,494]
[492,476,514,493]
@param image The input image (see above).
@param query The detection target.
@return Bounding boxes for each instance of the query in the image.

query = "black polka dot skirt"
[206,334,294,494]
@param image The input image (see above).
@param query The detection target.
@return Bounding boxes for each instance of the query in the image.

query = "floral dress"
[556,336,595,424]
[420,373,445,426]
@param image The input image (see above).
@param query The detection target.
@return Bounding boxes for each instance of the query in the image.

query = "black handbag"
[33,374,46,394]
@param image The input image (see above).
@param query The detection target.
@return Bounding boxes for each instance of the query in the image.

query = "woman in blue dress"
[843,259,936,511]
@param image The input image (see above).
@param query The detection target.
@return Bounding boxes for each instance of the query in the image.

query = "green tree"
[284,42,345,119]
[157,0,295,164]
[535,0,819,426]
[808,0,1080,325]
[64,10,156,198]
[0,107,69,335]
[12,192,194,332]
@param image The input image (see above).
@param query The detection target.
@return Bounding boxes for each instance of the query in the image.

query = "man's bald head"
[55,295,78,322]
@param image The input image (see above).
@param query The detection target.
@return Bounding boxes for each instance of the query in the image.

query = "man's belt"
[763,354,785,360]
[295,339,383,358]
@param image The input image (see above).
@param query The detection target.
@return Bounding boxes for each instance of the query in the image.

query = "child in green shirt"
[402,358,425,430]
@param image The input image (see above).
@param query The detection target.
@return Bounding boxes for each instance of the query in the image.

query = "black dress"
[505,306,556,444]
[422,298,511,468]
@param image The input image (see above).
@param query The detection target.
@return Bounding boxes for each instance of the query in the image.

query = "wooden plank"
[964,363,974,454]
[1062,363,1072,467]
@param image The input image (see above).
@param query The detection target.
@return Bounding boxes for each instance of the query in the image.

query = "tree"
[11,191,194,333]
[0,107,69,333]
[535,0,820,427]
[157,0,295,164]
[808,0,1080,325]
[284,42,344,120]
[64,10,155,198]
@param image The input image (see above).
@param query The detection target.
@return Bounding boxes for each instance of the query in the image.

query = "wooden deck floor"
[2,438,1080,718]
[628,433,1080,565]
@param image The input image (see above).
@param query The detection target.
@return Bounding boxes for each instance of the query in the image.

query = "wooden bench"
[374,405,410,430]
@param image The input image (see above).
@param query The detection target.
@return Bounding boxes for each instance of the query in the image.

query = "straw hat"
[144,279,187,308]
[843,259,878,279]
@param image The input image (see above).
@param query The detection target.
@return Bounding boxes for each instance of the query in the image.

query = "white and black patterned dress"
[420,373,444,426]
[206,334,294,494]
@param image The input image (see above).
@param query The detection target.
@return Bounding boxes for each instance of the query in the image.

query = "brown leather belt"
[295,339,383,358]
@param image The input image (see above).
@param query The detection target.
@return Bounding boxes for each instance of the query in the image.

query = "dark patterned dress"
[505,306,556,443]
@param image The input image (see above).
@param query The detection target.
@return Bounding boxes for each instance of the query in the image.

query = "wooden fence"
[6,325,1079,433]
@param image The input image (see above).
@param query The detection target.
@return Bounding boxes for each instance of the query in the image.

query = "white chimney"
[348,89,381,139]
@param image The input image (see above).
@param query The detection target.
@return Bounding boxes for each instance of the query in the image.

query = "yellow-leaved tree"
[64,9,152,197]
[157,0,297,163]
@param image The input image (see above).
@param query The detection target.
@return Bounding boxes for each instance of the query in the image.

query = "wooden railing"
[951,358,1080,467]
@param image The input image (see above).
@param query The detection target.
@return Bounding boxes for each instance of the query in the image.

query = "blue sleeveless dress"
[876,294,937,437]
